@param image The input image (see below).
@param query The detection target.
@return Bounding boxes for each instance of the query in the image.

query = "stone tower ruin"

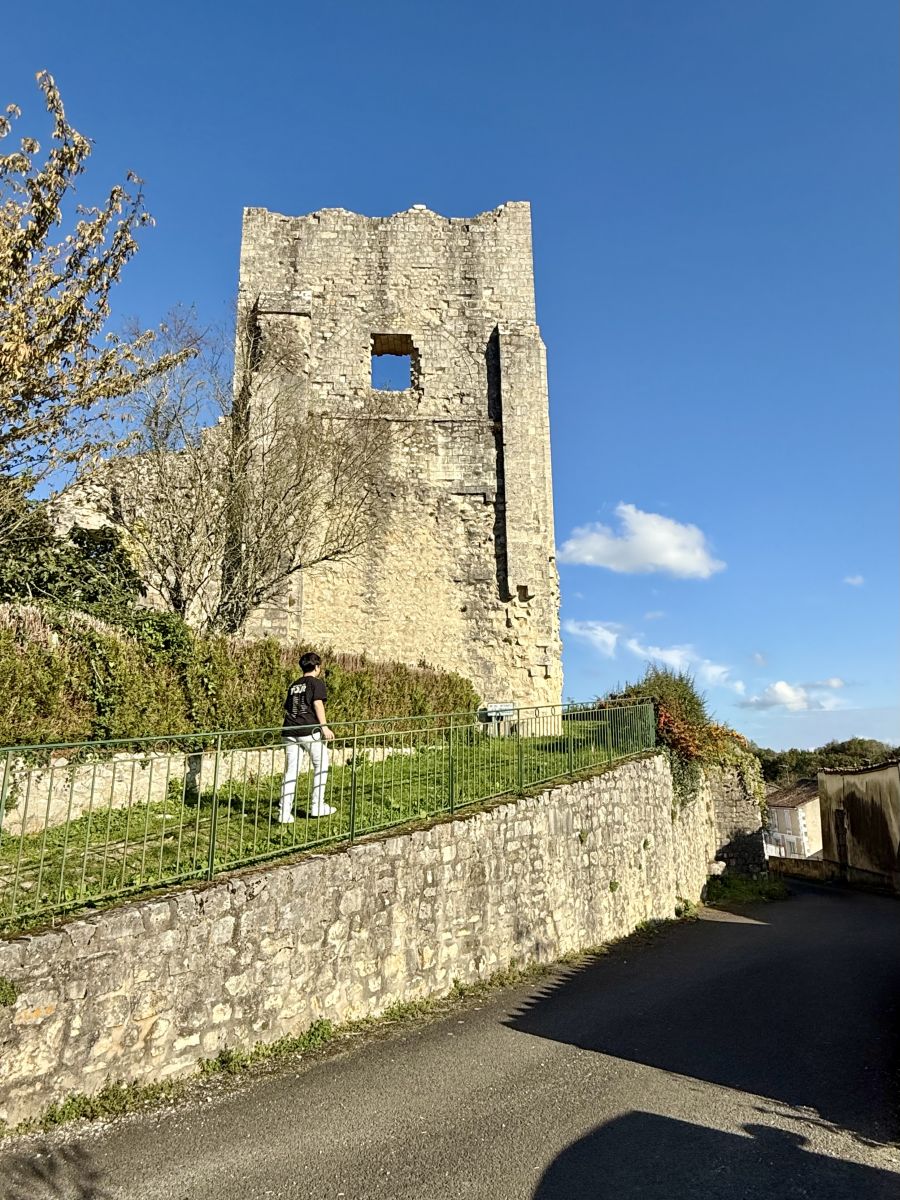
[238,202,562,708]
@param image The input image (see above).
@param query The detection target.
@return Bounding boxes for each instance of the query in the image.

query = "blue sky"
[6,0,897,749]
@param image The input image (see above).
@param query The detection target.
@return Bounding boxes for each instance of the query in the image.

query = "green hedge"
[0,603,479,747]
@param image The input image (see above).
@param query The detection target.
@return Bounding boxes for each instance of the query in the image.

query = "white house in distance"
[765,779,823,859]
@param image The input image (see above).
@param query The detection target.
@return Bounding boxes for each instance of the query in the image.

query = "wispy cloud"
[740,679,845,712]
[558,503,725,579]
[625,637,691,672]
[843,575,865,587]
[644,610,665,621]
[752,651,767,667]
[563,619,620,658]
[625,637,746,696]
[565,617,747,696]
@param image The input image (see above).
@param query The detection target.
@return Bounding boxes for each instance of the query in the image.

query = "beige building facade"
[765,780,823,859]
[238,202,562,708]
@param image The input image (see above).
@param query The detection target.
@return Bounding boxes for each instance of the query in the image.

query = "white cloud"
[566,617,748,698]
[752,651,767,666]
[741,681,810,711]
[740,680,845,712]
[644,610,665,621]
[563,620,620,658]
[800,677,845,690]
[558,503,725,579]
[843,575,864,587]
[698,661,731,688]
[625,638,745,696]
[625,637,692,671]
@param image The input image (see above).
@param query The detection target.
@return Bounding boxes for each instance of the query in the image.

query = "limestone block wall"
[0,751,182,837]
[703,764,767,875]
[0,755,730,1126]
[238,202,562,707]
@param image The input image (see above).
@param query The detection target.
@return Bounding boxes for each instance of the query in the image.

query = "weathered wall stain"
[819,761,900,885]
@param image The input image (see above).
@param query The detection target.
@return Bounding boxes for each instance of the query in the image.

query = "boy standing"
[279,651,335,821]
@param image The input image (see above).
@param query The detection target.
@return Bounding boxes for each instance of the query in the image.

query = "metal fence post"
[0,749,9,839]
[206,734,223,880]
[349,723,358,842]
[566,710,574,776]
[448,715,456,814]
[516,708,524,793]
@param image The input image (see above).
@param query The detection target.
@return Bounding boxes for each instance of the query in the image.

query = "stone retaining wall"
[768,856,837,882]
[769,853,900,895]
[0,755,760,1126]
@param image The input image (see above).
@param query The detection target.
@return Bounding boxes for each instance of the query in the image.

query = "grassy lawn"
[0,711,653,931]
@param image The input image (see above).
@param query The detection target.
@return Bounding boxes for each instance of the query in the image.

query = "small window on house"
[371,333,418,391]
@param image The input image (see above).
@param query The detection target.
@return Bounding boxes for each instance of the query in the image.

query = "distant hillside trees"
[754,739,900,788]
[604,669,898,795]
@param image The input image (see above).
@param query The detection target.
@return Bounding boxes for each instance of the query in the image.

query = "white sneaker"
[277,809,294,825]
[309,803,336,818]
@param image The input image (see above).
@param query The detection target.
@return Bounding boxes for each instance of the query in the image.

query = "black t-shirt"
[283,676,327,734]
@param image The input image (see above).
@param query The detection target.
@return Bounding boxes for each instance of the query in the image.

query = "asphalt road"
[3,882,899,1199]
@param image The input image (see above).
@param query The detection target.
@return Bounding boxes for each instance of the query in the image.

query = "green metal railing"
[0,701,655,933]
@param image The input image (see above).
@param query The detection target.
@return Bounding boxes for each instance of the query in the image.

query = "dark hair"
[299,651,321,673]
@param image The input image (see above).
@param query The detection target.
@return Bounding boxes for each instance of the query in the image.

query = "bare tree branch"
[93,307,385,635]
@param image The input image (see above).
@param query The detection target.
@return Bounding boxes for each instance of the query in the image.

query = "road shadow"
[507,886,900,1145]
[0,1142,108,1200]
[533,1113,899,1199]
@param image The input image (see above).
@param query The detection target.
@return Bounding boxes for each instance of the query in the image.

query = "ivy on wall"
[606,666,766,812]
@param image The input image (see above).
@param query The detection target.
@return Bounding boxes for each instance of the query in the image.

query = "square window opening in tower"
[371,333,419,391]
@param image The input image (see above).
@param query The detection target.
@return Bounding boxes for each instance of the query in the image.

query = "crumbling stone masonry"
[238,202,562,707]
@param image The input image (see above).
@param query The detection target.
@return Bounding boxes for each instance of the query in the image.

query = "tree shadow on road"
[0,1142,108,1200]
[533,1113,899,1199]
[507,886,900,1145]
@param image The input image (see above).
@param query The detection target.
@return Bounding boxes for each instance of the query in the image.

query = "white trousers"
[280,733,329,814]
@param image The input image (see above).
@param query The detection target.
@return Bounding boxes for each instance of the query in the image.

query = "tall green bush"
[602,666,763,810]
[612,665,710,727]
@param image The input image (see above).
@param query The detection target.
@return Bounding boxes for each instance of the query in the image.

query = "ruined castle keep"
[239,202,561,708]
